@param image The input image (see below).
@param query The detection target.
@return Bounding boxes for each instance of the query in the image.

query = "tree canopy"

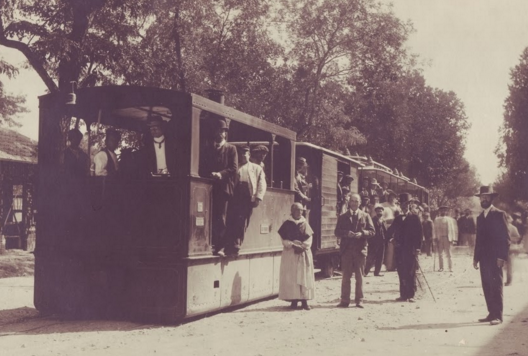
[0,0,478,205]
[496,47,528,205]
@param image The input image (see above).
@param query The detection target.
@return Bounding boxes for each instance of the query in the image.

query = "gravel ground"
[0,247,527,356]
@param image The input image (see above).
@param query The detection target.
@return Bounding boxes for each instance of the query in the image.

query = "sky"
[2,1,528,185]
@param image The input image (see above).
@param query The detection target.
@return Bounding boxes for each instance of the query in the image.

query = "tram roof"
[296,142,365,167]
[39,86,296,141]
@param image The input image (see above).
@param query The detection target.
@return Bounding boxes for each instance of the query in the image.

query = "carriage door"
[319,154,339,250]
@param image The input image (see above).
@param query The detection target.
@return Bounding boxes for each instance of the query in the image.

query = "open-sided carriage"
[35,86,296,322]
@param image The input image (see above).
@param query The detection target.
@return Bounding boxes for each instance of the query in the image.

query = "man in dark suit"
[388,193,423,302]
[365,204,387,277]
[473,186,510,325]
[334,193,375,308]
[144,116,178,175]
[199,118,238,257]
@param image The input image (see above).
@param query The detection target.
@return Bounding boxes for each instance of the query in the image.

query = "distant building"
[0,127,37,250]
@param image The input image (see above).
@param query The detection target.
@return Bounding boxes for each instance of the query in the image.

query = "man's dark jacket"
[388,213,423,253]
[334,210,375,255]
[474,207,510,263]
[199,142,238,196]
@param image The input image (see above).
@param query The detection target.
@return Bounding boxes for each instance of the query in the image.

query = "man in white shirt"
[144,115,177,176]
[434,206,456,272]
[92,129,121,177]
[225,145,267,256]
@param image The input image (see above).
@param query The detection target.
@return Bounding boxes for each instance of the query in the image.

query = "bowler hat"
[439,205,449,210]
[475,185,498,197]
[344,174,354,181]
[146,115,165,127]
[296,157,308,167]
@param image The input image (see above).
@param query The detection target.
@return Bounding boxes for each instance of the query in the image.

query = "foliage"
[496,47,528,203]
[0,0,478,203]
[0,79,27,127]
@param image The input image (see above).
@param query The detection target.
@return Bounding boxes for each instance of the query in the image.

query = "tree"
[0,57,27,126]
[0,0,151,93]
[496,47,528,203]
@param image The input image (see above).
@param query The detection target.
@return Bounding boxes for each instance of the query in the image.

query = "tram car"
[293,144,429,277]
[34,86,296,323]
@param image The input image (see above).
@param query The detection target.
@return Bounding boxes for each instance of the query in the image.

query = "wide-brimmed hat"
[146,115,165,127]
[475,185,498,197]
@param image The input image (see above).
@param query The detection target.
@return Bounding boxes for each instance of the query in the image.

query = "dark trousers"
[225,191,253,253]
[212,190,231,252]
[365,239,385,275]
[480,257,504,320]
[395,247,417,299]
[340,248,366,304]
[422,239,432,257]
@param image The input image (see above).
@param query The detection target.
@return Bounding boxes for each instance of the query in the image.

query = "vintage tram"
[35,86,296,322]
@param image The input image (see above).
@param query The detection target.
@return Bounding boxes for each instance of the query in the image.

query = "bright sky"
[386,0,528,185]
[2,0,528,185]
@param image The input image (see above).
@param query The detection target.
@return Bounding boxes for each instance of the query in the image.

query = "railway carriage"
[35,86,296,322]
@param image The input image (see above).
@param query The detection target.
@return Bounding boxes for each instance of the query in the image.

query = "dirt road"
[1,248,527,356]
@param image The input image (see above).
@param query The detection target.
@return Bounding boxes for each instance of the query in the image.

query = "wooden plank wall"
[320,155,338,249]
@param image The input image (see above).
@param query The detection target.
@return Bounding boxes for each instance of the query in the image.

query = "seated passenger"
[92,129,121,177]
[144,115,177,176]
[64,129,89,178]
[224,145,267,256]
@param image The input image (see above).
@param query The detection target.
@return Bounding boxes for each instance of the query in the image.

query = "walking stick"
[432,240,436,272]
[417,259,437,303]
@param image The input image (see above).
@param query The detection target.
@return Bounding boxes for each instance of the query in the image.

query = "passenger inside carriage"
[64,129,90,179]
[142,115,177,176]
[91,129,121,177]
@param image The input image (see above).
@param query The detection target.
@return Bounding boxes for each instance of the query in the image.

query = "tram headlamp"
[66,81,76,105]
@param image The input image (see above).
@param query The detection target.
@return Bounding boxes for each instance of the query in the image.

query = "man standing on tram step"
[473,186,510,326]
[434,206,456,272]
[335,193,375,308]
[225,145,266,256]
[144,115,178,175]
[388,193,422,303]
[365,204,387,277]
[92,129,121,177]
[294,157,311,210]
[199,118,238,257]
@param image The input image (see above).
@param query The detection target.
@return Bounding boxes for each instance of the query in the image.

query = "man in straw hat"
[388,193,423,303]
[473,185,510,325]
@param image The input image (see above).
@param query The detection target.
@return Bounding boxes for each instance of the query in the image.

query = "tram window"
[12,185,23,223]
[271,136,291,189]
[89,123,142,177]
[62,117,90,178]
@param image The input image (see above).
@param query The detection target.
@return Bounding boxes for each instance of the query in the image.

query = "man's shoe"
[356,303,364,308]
[489,319,502,326]
[374,274,384,277]
[437,268,443,272]
[336,302,349,308]
[215,249,226,257]
[407,298,416,303]
[505,282,511,286]
[290,301,298,309]
[301,301,311,310]
[395,297,406,302]
[478,316,492,322]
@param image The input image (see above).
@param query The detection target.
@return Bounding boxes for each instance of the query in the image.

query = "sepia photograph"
[0,0,527,355]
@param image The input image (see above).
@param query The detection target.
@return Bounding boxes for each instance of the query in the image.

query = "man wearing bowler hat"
[199,118,238,257]
[144,115,178,175]
[473,186,510,325]
[388,193,423,302]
